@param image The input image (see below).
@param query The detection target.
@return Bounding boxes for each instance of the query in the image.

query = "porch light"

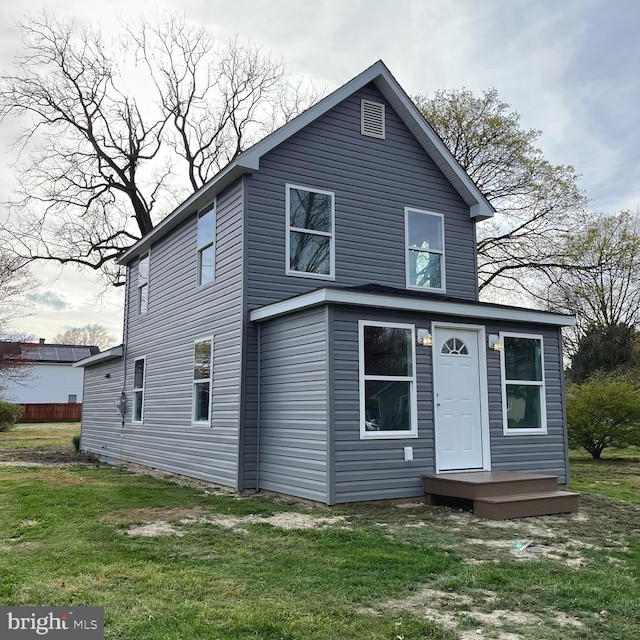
[417,329,433,347]
[488,334,503,351]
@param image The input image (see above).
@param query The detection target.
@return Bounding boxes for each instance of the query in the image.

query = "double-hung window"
[359,321,417,439]
[286,184,335,279]
[138,253,149,315]
[132,357,146,423]
[500,333,547,434]
[197,203,215,286]
[192,338,212,425]
[405,208,445,291]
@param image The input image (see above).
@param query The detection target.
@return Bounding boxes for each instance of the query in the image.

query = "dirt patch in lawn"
[119,508,346,536]
[113,506,346,536]
[360,584,584,639]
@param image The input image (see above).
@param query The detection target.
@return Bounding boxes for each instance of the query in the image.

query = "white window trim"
[192,336,213,427]
[197,202,216,287]
[358,320,418,440]
[499,331,547,435]
[285,183,336,281]
[132,356,146,424]
[137,251,150,315]
[404,208,446,293]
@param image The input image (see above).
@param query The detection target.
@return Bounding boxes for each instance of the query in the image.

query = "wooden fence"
[19,403,82,422]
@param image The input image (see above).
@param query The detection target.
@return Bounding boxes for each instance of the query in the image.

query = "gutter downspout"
[120,271,130,462]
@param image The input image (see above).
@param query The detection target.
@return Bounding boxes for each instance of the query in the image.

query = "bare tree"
[415,89,588,295]
[0,247,36,397]
[53,323,116,350]
[540,211,640,355]
[0,11,320,285]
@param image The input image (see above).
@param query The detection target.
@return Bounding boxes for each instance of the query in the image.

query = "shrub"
[0,400,24,432]
[567,373,640,459]
[72,434,81,452]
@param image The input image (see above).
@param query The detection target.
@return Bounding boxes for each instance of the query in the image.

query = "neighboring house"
[77,61,575,506]
[1,340,99,419]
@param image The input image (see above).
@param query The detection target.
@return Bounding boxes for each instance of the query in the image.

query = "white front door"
[433,326,485,472]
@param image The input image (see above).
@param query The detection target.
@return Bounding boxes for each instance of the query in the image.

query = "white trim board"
[249,288,575,327]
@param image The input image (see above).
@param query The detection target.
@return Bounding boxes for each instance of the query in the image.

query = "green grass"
[0,425,639,639]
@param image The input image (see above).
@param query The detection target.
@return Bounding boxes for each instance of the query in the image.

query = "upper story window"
[286,184,335,280]
[192,338,212,425]
[197,203,215,286]
[138,253,149,315]
[405,208,445,292]
[500,333,547,435]
[359,321,417,440]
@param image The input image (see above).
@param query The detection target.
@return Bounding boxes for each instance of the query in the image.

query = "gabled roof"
[119,60,494,265]
[0,342,100,364]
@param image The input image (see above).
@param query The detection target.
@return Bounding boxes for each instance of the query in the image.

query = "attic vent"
[361,100,385,139]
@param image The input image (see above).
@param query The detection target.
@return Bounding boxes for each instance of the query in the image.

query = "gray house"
[77,61,576,509]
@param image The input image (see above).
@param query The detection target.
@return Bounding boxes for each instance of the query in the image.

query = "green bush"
[567,373,640,459]
[0,400,24,432]
[72,434,81,452]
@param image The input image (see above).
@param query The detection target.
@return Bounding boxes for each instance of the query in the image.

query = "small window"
[500,333,547,434]
[67,394,77,403]
[132,357,145,423]
[192,338,212,425]
[441,338,468,355]
[138,253,149,314]
[197,203,215,286]
[359,321,417,439]
[361,100,385,139]
[405,208,445,291]
[286,185,335,279]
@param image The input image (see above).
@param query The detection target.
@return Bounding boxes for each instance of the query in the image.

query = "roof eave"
[249,288,575,327]
[74,345,124,367]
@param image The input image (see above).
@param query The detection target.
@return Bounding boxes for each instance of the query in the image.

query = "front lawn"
[0,424,639,640]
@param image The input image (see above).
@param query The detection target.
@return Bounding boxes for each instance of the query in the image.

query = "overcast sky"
[1,0,639,345]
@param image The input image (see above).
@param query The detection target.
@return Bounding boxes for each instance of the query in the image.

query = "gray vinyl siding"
[330,307,569,503]
[486,324,569,483]
[244,83,477,311]
[241,83,478,489]
[120,180,244,487]
[258,307,328,503]
[80,358,124,461]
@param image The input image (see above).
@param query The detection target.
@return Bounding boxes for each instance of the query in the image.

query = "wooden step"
[423,471,559,500]
[474,490,580,520]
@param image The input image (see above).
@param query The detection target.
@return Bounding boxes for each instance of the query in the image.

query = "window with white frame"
[192,338,212,425]
[405,208,445,291]
[286,184,335,278]
[132,357,145,423]
[359,321,417,439]
[500,333,547,434]
[197,203,215,286]
[138,253,149,314]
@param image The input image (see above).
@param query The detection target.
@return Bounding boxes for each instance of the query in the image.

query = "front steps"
[422,471,579,520]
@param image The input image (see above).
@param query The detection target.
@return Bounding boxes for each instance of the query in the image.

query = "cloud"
[25,290,70,311]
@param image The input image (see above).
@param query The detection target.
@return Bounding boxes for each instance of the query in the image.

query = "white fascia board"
[117,161,255,265]
[249,289,575,327]
[74,345,124,367]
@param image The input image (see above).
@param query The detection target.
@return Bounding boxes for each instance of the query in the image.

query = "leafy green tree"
[568,324,640,383]
[415,88,587,295]
[567,374,640,459]
[0,399,23,432]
